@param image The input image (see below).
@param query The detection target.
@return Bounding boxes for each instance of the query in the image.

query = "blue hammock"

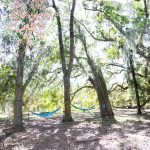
[32,107,60,118]
[71,104,95,112]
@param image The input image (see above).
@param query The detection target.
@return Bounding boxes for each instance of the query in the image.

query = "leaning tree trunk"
[129,54,141,114]
[82,35,114,117]
[13,43,26,131]
[96,70,114,117]
[89,68,114,117]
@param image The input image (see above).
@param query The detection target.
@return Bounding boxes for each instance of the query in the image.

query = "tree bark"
[13,42,26,131]
[96,71,114,117]
[63,72,72,121]
[88,68,114,117]
[52,0,76,122]
[81,36,114,117]
[129,54,141,114]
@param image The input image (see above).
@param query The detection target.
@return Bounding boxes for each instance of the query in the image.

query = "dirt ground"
[0,109,150,150]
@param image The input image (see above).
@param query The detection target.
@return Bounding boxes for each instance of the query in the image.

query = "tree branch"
[71,85,93,100]
[107,63,126,69]
[141,96,150,107]
[108,83,128,94]
[23,56,41,92]
[75,17,115,42]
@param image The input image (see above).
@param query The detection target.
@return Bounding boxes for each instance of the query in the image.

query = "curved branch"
[108,83,128,94]
[71,85,93,100]
[75,17,115,42]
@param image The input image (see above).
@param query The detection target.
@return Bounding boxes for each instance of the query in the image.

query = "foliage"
[1,0,150,117]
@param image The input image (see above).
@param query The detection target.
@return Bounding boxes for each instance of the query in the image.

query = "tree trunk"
[13,43,25,131]
[89,69,114,117]
[52,0,76,122]
[63,0,75,122]
[82,36,114,118]
[63,73,73,121]
[97,71,114,117]
[129,54,141,114]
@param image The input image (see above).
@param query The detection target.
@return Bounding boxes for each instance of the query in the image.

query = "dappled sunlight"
[98,138,120,150]
[72,121,99,129]
[0,110,150,150]
[76,132,98,141]
[1,0,150,149]
[53,129,59,134]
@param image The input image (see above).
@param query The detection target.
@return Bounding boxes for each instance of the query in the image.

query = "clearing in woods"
[0,109,150,150]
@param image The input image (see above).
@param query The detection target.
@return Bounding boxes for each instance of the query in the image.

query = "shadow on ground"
[0,109,150,150]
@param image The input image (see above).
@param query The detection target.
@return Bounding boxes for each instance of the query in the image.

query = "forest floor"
[0,108,150,150]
